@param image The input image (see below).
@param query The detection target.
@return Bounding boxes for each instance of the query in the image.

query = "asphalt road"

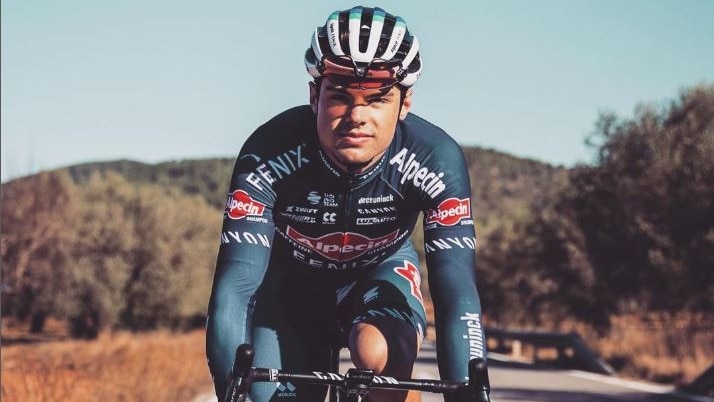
[397,343,705,402]
[197,342,711,402]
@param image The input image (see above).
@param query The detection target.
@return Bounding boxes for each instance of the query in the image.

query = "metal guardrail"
[485,326,616,375]
[681,363,714,398]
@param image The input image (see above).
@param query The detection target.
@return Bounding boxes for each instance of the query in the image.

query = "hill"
[65,158,235,210]
[61,146,566,226]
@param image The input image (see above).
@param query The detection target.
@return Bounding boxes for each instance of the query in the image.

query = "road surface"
[196,342,711,402]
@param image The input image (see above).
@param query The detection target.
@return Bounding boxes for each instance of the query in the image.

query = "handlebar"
[225,344,491,402]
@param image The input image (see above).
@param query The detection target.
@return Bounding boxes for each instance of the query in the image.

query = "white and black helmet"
[304,6,422,88]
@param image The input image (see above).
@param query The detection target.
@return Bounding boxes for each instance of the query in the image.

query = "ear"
[399,88,413,120]
[309,81,319,114]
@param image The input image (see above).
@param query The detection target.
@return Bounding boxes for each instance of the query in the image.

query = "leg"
[339,242,426,402]
[349,318,422,402]
[251,266,333,402]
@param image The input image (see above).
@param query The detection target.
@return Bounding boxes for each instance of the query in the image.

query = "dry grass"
[1,328,212,402]
[429,294,712,385]
[559,313,713,385]
[1,311,711,402]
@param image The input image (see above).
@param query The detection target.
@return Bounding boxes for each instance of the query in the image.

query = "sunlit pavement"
[196,341,708,402]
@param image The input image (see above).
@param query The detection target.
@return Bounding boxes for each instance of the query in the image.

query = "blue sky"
[2,0,713,181]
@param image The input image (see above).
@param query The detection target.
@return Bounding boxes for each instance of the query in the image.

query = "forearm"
[206,253,270,399]
[429,265,484,381]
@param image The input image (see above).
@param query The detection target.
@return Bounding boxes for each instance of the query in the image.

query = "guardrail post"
[512,340,522,359]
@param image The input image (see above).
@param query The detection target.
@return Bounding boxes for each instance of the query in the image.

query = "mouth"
[339,131,372,138]
[336,131,372,147]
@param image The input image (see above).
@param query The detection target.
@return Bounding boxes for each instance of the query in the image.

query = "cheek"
[315,111,339,145]
[374,108,400,139]
[317,103,343,128]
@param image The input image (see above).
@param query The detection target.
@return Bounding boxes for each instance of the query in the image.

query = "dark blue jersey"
[206,105,485,399]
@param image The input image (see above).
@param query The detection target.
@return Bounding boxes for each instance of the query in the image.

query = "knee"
[348,321,420,376]
[349,323,389,372]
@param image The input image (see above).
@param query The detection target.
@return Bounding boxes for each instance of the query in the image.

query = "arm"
[422,145,485,382]
[206,153,276,400]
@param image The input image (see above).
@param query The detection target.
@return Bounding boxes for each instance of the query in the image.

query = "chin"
[335,148,367,162]
[334,150,372,168]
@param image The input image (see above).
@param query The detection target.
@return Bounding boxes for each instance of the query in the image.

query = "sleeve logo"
[425,198,471,226]
[225,190,266,220]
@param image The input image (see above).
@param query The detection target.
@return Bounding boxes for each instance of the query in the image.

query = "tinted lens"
[324,74,398,90]
[324,56,401,75]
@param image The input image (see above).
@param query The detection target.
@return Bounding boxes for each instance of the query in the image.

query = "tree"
[1,171,78,331]
[64,172,221,335]
[479,84,714,328]
[571,84,714,313]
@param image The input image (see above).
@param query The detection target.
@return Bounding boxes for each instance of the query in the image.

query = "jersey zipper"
[339,177,355,261]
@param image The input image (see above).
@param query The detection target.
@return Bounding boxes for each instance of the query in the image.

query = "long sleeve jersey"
[206,105,485,399]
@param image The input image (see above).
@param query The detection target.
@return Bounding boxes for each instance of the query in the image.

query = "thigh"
[250,263,334,402]
[337,241,427,345]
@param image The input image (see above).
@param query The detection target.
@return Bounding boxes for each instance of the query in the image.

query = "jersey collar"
[317,149,387,188]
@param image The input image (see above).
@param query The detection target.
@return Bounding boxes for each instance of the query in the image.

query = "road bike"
[225,343,492,402]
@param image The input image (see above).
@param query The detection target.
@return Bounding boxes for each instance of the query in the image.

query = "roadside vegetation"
[1,321,211,402]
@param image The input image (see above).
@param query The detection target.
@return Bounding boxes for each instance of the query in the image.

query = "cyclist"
[206,6,486,402]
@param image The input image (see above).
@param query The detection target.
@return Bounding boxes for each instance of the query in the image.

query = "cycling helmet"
[304,6,422,89]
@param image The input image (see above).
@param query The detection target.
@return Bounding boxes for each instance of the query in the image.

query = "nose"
[347,103,368,126]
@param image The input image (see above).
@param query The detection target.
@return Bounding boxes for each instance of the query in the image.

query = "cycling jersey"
[206,105,485,400]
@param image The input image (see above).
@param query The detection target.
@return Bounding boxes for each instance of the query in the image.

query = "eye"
[328,93,350,103]
[369,96,391,104]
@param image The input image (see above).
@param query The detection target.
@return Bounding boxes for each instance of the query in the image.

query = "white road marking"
[568,370,674,393]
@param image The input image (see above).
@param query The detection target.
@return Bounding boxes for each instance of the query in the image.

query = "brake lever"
[225,344,255,402]
[469,358,491,402]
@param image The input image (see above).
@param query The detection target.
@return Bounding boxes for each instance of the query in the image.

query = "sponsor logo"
[357,206,397,215]
[307,191,322,205]
[461,312,485,360]
[280,213,316,224]
[286,205,317,214]
[389,29,404,54]
[246,144,309,190]
[292,249,389,270]
[323,193,338,207]
[424,236,476,254]
[306,191,338,207]
[389,148,446,198]
[323,212,336,223]
[394,261,424,304]
[426,198,471,226]
[286,226,399,261]
[358,194,394,204]
[356,216,397,225]
[220,231,271,248]
[225,190,265,220]
[313,372,344,381]
[277,382,297,398]
[328,24,338,48]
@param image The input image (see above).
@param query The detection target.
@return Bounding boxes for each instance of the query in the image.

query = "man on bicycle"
[207,6,486,402]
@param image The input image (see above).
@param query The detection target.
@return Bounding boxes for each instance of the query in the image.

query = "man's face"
[310,77,412,173]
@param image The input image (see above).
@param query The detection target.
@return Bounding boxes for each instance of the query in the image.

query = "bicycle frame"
[226,344,491,402]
